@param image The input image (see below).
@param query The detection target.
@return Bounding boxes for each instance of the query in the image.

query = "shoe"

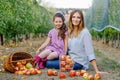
[34,55,41,66]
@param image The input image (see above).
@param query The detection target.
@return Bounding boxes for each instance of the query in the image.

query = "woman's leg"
[45,52,59,69]
[73,62,83,70]
[46,59,60,69]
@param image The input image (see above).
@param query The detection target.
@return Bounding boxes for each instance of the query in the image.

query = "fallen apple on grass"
[47,69,53,76]
[94,73,101,80]
[88,75,94,80]
[59,72,66,79]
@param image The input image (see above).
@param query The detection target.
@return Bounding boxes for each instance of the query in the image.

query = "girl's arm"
[64,35,68,55]
[36,37,50,54]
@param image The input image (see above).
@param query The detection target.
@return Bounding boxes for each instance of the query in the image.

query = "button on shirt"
[68,28,96,70]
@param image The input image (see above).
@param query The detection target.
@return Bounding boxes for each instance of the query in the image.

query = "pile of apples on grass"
[14,60,42,75]
[47,55,101,80]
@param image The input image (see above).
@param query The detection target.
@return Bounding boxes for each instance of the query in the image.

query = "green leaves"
[0,0,53,43]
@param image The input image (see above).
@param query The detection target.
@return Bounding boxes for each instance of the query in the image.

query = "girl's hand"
[36,48,41,54]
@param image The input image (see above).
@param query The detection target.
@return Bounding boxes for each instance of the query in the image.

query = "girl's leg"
[38,49,52,59]
[47,52,58,60]
[39,52,58,69]
[36,49,51,68]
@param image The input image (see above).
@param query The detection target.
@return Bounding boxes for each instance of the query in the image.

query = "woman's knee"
[45,59,60,69]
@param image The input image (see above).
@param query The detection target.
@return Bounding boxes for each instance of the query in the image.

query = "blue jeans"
[45,59,83,70]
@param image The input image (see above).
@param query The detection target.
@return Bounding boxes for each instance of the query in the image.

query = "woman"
[67,10,107,73]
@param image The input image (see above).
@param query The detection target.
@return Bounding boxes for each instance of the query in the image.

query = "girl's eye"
[77,17,81,19]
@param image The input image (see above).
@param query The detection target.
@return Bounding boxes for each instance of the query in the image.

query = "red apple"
[65,55,71,59]
[36,70,42,75]
[94,73,101,79]
[59,73,66,79]
[66,58,72,64]
[16,61,21,66]
[88,75,94,80]
[14,66,19,71]
[80,70,87,76]
[75,71,81,76]
[29,68,36,75]
[24,70,31,75]
[53,70,58,76]
[14,71,19,74]
[21,60,26,65]
[47,69,53,76]
[65,65,71,70]
[60,61,66,67]
[60,67,66,72]
[69,70,76,77]
[18,71,24,74]
[60,55,66,61]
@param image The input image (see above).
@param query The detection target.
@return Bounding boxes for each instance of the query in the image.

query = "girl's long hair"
[68,10,85,38]
[53,13,67,39]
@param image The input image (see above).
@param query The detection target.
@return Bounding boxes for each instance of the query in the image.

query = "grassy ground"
[0,37,120,80]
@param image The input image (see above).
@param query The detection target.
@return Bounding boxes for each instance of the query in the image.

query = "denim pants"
[45,59,83,70]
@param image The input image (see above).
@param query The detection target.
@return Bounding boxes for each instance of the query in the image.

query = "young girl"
[35,13,68,69]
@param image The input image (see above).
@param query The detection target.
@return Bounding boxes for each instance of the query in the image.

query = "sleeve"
[83,30,96,61]
[48,30,52,38]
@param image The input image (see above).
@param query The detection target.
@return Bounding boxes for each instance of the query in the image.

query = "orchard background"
[0,0,120,80]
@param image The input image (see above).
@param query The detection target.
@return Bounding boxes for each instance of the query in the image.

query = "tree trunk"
[0,34,4,45]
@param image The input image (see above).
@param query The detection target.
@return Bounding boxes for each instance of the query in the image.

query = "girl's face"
[53,17,63,29]
[72,12,81,26]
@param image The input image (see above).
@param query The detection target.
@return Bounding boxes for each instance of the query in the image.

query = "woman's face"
[53,17,63,29]
[72,12,81,26]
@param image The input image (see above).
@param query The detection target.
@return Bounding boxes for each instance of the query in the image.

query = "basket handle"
[10,58,34,63]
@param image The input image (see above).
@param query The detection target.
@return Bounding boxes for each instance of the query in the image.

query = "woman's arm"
[90,59,108,74]
[90,59,99,73]
[36,37,50,54]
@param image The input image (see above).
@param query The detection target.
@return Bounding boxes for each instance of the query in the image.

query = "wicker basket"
[3,52,34,73]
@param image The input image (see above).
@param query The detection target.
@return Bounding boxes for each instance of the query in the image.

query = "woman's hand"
[96,71,109,74]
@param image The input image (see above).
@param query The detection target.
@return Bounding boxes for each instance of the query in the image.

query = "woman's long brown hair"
[68,10,85,38]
